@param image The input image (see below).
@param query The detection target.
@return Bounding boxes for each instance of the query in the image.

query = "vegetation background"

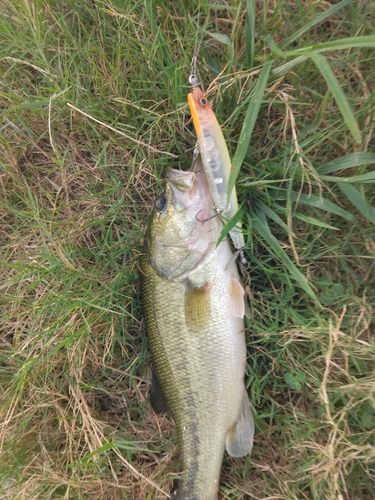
[1,0,374,498]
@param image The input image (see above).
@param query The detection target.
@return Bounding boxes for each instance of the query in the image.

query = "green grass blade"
[239,179,286,187]
[253,198,295,235]
[309,52,361,143]
[265,35,286,58]
[319,171,375,183]
[272,190,355,221]
[207,32,232,47]
[318,153,375,174]
[287,35,375,56]
[280,0,352,49]
[207,32,234,62]
[250,209,320,304]
[202,47,221,77]
[294,213,339,230]
[228,61,272,199]
[67,442,115,467]
[272,55,308,77]
[267,34,375,59]
[114,438,151,453]
[337,183,375,224]
[217,206,245,246]
[245,0,256,69]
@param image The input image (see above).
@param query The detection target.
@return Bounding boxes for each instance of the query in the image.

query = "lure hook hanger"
[189,53,201,175]
[191,145,202,172]
[189,52,200,89]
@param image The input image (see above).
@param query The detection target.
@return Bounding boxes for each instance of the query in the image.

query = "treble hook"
[189,52,200,88]
[191,145,203,173]
[195,209,222,231]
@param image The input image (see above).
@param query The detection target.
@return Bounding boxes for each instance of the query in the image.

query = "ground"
[1,1,374,499]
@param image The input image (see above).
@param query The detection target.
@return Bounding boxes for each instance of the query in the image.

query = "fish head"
[144,156,221,281]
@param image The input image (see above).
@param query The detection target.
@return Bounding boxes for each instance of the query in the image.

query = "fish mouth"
[165,168,198,212]
[164,155,214,219]
[165,168,195,191]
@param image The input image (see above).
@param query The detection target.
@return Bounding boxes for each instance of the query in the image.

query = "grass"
[1,0,374,499]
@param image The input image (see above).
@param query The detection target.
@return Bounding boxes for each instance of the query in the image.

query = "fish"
[188,86,245,250]
[140,153,254,500]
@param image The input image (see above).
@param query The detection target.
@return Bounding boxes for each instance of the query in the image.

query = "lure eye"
[199,97,207,105]
[155,195,168,212]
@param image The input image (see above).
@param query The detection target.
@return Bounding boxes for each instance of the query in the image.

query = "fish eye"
[199,97,207,105]
[155,195,168,212]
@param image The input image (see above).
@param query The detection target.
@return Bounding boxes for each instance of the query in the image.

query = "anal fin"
[150,371,168,413]
[225,390,254,457]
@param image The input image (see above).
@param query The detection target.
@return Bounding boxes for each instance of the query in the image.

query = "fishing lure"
[187,55,245,251]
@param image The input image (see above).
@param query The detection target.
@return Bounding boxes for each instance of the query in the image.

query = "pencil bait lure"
[187,57,245,251]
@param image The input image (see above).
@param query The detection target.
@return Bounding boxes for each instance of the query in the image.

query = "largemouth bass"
[140,154,254,500]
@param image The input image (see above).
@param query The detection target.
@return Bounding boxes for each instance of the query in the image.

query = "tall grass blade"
[337,183,375,224]
[294,213,339,230]
[217,206,245,246]
[207,33,232,48]
[250,209,320,304]
[319,171,375,183]
[272,190,356,221]
[287,35,375,56]
[309,52,361,143]
[245,0,256,69]
[267,34,375,59]
[228,61,272,199]
[280,0,352,49]
[272,55,308,77]
[318,153,375,174]
[207,32,234,62]
[265,35,285,58]
[202,48,221,77]
[253,199,294,235]
[68,442,114,467]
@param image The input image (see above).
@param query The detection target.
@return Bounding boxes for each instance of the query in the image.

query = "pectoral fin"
[229,276,246,319]
[185,281,211,329]
[150,371,168,413]
[225,390,254,457]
